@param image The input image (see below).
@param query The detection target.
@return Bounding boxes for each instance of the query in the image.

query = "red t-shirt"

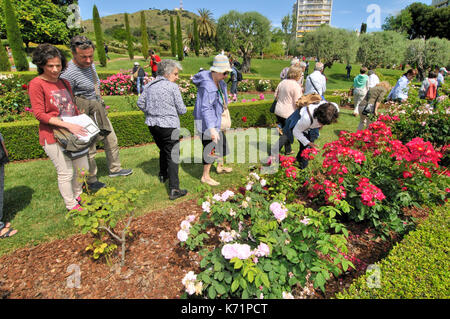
[150,54,161,72]
[28,77,79,146]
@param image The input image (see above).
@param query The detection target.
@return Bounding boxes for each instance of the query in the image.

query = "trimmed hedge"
[336,203,450,299]
[0,101,276,161]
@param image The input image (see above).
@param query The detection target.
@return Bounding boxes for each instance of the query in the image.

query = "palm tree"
[197,8,216,48]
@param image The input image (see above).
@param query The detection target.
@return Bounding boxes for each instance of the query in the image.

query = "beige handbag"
[221,106,232,130]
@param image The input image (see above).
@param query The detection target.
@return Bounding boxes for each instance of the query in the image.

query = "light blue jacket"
[192,71,228,133]
[388,75,410,101]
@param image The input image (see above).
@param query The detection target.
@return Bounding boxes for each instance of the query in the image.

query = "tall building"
[431,0,449,8]
[294,0,333,38]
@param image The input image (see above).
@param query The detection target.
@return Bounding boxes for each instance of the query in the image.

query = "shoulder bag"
[219,88,231,130]
[0,138,9,165]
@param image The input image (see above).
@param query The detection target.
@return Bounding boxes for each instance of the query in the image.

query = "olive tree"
[356,31,407,69]
[302,25,358,69]
[405,37,450,80]
[217,11,271,73]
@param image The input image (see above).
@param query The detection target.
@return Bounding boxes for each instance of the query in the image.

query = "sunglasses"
[74,40,92,46]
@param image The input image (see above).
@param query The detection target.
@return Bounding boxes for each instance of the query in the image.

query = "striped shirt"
[60,60,100,100]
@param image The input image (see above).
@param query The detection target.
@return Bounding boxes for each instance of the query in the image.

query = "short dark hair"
[428,71,438,79]
[32,44,67,75]
[360,67,368,74]
[404,68,417,77]
[314,103,339,125]
[70,35,95,53]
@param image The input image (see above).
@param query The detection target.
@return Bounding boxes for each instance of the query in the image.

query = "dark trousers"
[276,116,292,154]
[296,128,320,169]
[148,126,180,190]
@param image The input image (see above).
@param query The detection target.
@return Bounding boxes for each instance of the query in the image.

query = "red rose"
[22,84,28,90]
[242,116,247,122]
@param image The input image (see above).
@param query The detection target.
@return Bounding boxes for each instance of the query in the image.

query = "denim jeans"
[0,164,4,226]
[296,128,320,169]
[137,77,144,94]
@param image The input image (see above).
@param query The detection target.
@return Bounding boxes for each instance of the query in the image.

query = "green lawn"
[93,53,404,88]
[0,108,359,256]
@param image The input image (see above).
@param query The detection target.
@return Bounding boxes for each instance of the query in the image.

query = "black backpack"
[236,68,243,82]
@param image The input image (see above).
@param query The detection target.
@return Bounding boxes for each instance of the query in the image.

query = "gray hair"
[314,62,324,71]
[299,61,307,69]
[290,58,300,66]
[157,59,182,77]
[70,35,95,52]
[368,70,375,76]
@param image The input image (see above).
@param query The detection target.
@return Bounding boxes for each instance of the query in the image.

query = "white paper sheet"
[61,114,100,143]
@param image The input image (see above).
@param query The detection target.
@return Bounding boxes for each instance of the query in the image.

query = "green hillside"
[81,9,198,42]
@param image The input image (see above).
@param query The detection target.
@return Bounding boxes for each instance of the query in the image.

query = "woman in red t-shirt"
[29,44,89,211]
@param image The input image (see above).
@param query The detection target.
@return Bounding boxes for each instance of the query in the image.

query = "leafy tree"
[176,14,183,61]
[0,0,78,47]
[1,0,28,71]
[281,13,299,56]
[302,25,358,69]
[197,8,216,48]
[140,11,149,59]
[356,31,407,69]
[193,19,200,57]
[124,13,134,60]
[93,5,106,67]
[170,16,176,57]
[0,42,10,71]
[264,41,285,58]
[383,2,450,40]
[405,37,450,80]
[217,11,271,73]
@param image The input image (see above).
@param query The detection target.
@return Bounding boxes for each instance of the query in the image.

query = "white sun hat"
[210,54,232,73]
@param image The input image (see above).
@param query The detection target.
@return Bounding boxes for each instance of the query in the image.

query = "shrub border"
[0,101,276,161]
[336,203,450,299]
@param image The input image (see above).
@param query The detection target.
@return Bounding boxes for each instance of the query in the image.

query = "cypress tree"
[2,0,28,71]
[193,19,200,57]
[170,16,176,58]
[140,11,149,60]
[124,13,134,60]
[0,42,11,71]
[93,5,107,67]
[176,15,183,61]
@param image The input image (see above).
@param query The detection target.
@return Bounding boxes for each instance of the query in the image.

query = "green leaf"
[240,277,247,290]
[208,286,216,299]
[231,279,240,293]
[261,273,270,288]
[215,283,226,295]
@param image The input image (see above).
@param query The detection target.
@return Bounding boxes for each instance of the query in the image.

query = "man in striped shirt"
[60,36,132,191]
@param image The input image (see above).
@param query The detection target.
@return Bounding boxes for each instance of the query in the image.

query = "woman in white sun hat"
[192,54,233,186]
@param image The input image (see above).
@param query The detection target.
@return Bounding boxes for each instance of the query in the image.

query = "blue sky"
[78,0,431,31]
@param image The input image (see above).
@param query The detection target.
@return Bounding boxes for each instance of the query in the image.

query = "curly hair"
[313,102,339,125]
[32,44,67,75]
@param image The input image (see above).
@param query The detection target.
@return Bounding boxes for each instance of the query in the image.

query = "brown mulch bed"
[0,197,428,299]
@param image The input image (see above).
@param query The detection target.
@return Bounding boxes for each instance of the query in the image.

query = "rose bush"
[0,74,32,122]
[302,117,448,238]
[178,172,354,299]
